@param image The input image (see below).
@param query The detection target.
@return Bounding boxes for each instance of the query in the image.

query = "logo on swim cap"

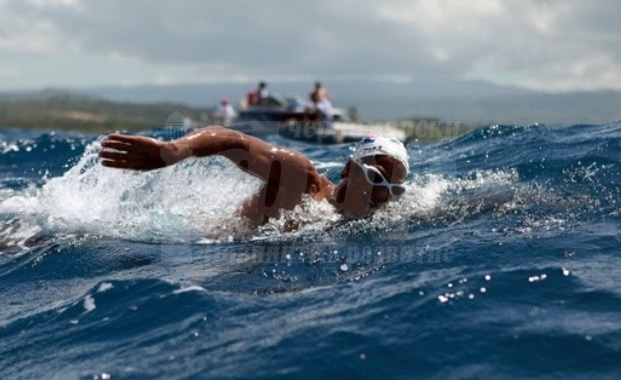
[352,136,410,174]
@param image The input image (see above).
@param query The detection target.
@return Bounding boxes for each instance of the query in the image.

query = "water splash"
[1,133,550,255]
[1,138,261,253]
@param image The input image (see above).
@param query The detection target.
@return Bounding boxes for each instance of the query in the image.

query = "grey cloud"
[3,0,621,89]
[2,0,447,77]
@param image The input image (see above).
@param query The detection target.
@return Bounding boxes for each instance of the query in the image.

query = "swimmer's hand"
[99,133,184,171]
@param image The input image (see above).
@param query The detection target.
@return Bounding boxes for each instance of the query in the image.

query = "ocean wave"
[2,123,621,379]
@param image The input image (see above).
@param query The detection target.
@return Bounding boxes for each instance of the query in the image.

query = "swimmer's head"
[352,136,409,175]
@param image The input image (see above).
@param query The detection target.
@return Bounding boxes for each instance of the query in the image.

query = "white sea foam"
[97,282,114,292]
[83,295,96,313]
[173,285,207,294]
[0,139,260,251]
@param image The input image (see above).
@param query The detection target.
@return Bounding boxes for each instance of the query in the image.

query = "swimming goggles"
[355,161,406,198]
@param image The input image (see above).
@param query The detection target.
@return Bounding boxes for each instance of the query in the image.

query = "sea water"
[1,123,621,379]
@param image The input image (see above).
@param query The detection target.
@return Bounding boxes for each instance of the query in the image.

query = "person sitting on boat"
[99,128,409,228]
[245,90,257,108]
[213,98,237,127]
[246,82,269,106]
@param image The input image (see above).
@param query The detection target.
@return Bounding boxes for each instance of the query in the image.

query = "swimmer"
[99,126,409,228]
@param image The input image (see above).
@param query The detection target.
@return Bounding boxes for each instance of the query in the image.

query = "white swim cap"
[352,136,410,174]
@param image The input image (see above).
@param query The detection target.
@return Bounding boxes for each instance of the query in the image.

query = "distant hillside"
[0,90,211,133]
[2,86,621,135]
[364,91,621,126]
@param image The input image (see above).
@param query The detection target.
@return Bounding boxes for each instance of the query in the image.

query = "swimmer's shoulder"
[308,174,334,201]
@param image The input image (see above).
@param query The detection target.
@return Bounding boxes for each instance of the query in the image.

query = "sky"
[1,0,621,92]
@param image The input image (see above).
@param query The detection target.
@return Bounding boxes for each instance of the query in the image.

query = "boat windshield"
[282,96,307,112]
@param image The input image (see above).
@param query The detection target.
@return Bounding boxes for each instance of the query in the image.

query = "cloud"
[0,67,21,77]
[1,0,621,91]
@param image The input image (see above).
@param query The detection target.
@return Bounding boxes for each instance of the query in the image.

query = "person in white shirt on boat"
[213,98,237,127]
[256,81,269,106]
[309,82,333,127]
[99,128,409,228]
[315,97,334,127]
[258,82,269,99]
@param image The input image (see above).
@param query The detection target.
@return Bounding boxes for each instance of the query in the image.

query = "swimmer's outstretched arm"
[99,125,326,186]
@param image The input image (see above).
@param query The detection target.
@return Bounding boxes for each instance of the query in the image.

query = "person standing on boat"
[258,82,269,98]
[310,82,330,104]
[309,82,333,127]
[99,128,409,228]
[213,98,237,127]
[256,81,269,105]
[315,97,334,128]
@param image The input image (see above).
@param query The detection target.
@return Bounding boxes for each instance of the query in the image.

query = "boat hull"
[229,107,407,144]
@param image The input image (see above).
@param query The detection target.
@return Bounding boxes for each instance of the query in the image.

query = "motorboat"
[228,94,407,144]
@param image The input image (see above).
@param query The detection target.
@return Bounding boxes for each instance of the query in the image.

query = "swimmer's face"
[338,154,407,218]
[353,155,407,206]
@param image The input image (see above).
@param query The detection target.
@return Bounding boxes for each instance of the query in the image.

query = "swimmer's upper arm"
[222,132,324,193]
[173,125,322,191]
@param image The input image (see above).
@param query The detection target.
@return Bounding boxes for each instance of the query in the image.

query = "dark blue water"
[2,123,621,379]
